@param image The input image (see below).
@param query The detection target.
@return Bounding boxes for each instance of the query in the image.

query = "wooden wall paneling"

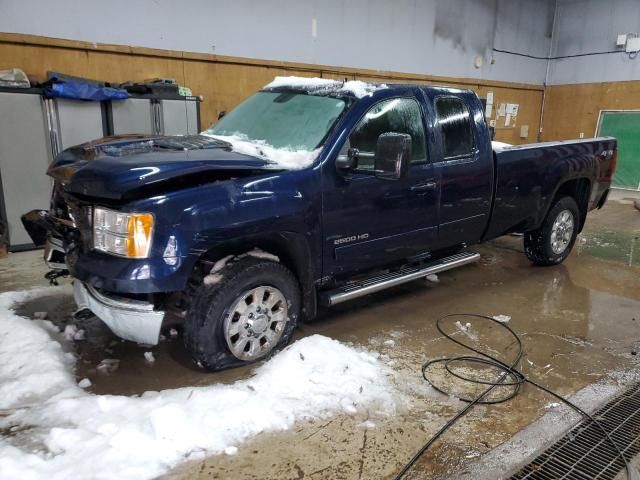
[320,71,356,81]
[0,43,94,84]
[88,51,186,86]
[541,82,640,142]
[0,32,544,143]
[477,85,544,144]
[182,59,219,130]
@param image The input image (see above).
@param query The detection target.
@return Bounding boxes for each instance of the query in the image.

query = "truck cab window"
[348,98,427,168]
[435,97,474,158]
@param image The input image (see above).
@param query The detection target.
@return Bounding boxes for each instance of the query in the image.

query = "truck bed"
[483,137,616,240]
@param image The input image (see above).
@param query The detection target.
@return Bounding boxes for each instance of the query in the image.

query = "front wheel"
[184,256,300,371]
[524,196,579,266]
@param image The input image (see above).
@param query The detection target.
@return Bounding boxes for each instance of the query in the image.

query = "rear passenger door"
[426,92,493,247]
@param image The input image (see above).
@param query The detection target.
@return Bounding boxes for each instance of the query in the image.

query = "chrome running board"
[320,251,480,307]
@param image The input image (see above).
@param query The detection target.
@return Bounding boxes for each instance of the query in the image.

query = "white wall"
[549,0,640,85]
[0,0,554,85]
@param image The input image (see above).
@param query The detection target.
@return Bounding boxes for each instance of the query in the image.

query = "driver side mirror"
[374,132,411,180]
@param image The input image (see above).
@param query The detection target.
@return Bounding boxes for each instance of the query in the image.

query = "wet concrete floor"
[1,195,639,479]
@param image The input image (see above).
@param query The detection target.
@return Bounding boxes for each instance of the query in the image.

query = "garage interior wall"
[3,0,640,146]
[542,0,640,141]
[0,0,554,145]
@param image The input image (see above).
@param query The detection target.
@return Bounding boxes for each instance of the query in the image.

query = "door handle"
[410,181,437,193]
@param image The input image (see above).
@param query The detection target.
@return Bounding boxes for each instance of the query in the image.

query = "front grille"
[66,201,93,252]
[510,383,640,480]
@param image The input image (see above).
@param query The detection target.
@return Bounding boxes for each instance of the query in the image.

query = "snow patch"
[492,141,512,151]
[264,76,387,99]
[63,324,85,341]
[77,378,92,389]
[244,248,280,263]
[492,314,511,323]
[426,274,439,283]
[358,420,376,429]
[455,321,472,333]
[96,358,120,374]
[202,132,320,171]
[210,254,235,275]
[144,352,155,363]
[203,273,224,286]
[0,288,399,480]
[224,446,238,456]
[0,287,79,410]
[202,249,279,286]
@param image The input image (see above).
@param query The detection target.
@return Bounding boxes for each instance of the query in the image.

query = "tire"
[524,196,580,266]
[184,256,300,371]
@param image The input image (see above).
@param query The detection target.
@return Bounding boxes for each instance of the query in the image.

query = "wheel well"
[195,233,317,321]
[554,178,591,232]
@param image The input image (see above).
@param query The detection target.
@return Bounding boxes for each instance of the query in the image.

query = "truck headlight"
[93,207,154,258]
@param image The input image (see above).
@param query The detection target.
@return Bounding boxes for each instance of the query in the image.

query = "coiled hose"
[394,313,639,480]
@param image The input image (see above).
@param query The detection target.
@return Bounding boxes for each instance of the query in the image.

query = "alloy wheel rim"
[550,209,575,255]
[223,286,288,361]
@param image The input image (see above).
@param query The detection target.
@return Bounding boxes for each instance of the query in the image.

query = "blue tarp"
[44,82,128,101]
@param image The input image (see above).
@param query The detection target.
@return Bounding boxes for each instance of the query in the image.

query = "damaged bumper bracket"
[73,281,164,345]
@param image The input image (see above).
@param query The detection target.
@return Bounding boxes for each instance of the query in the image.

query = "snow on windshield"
[201,132,321,170]
[0,288,399,480]
[265,75,387,99]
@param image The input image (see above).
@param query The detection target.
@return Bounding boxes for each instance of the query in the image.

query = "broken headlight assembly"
[93,207,154,258]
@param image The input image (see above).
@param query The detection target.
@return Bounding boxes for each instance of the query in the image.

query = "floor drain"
[510,383,640,479]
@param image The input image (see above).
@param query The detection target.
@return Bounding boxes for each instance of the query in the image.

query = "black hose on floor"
[393,313,639,480]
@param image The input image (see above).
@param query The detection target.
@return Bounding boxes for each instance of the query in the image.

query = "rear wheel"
[524,196,579,266]
[184,256,300,371]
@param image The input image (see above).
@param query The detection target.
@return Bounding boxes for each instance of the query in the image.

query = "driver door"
[321,94,440,276]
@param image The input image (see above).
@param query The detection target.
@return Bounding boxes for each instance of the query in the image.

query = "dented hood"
[48,135,273,201]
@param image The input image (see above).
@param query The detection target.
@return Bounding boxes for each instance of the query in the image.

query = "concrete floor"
[1,191,639,479]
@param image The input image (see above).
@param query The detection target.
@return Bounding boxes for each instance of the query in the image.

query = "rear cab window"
[435,97,475,159]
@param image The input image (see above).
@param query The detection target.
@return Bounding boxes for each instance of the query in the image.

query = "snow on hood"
[0,288,399,480]
[264,75,388,99]
[201,132,320,170]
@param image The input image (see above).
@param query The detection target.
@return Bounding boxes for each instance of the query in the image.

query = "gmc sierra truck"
[22,77,617,370]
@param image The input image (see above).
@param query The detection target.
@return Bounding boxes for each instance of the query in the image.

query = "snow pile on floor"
[0,289,399,480]
[264,76,387,99]
[202,132,320,170]
[0,287,80,410]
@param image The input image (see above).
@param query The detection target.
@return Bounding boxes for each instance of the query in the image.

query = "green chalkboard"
[597,111,640,190]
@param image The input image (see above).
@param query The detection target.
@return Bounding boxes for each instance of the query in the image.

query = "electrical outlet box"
[626,35,640,53]
[579,132,584,138]
[617,34,628,47]
[520,125,529,138]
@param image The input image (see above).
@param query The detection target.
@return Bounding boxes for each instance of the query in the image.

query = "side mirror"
[374,132,411,180]
[336,148,359,170]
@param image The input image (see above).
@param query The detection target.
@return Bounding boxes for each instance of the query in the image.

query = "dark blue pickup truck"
[23,77,617,370]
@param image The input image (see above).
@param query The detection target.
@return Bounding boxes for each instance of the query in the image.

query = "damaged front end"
[21,205,75,283]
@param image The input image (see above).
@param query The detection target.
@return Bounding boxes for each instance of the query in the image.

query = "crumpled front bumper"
[73,281,164,345]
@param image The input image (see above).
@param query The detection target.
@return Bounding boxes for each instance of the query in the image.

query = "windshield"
[204,91,347,151]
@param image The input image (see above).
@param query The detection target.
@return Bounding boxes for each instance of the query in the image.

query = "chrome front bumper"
[73,281,164,345]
